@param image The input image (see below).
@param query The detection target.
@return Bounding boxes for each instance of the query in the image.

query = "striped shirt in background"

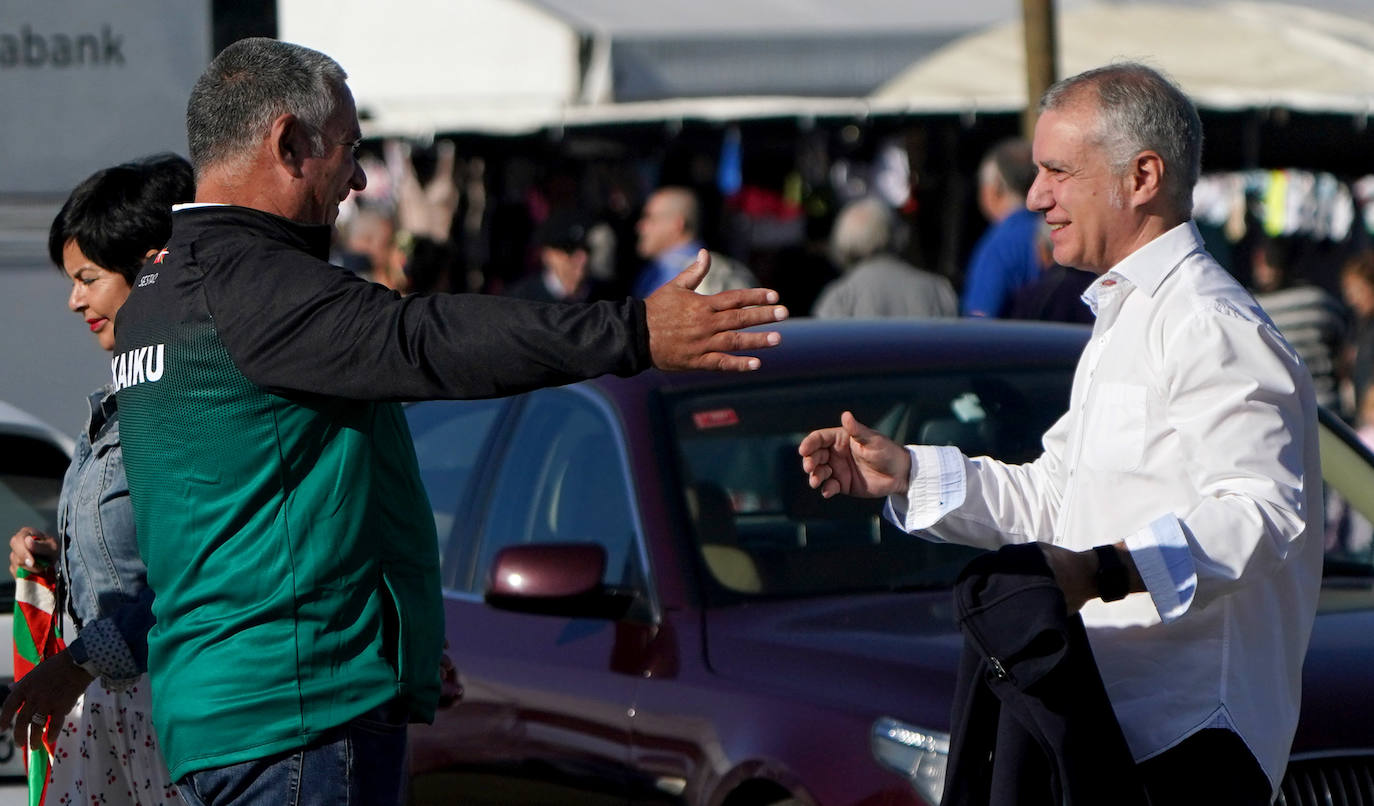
[1254,284,1347,412]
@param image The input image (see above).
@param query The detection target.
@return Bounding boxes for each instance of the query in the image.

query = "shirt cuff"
[884,445,967,533]
[1123,513,1197,623]
[67,618,142,689]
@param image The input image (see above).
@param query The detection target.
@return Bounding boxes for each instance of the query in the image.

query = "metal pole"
[1022,0,1057,138]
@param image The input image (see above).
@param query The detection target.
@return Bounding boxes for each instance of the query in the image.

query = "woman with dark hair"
[4,153,193,805]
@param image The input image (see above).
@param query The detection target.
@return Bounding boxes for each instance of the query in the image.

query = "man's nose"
[1026,173,1050,212]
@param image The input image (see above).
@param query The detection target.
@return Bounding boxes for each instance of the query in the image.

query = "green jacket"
[114,205,650,779]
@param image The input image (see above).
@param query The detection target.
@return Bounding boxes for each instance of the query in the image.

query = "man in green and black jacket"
[110,38,786,806]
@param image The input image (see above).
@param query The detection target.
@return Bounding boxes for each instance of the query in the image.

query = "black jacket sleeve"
[201,238,653,401]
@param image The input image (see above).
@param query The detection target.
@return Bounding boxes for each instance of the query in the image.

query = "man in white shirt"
[799,62,1320,805]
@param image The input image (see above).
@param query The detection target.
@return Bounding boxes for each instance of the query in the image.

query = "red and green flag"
[13,565,64,806]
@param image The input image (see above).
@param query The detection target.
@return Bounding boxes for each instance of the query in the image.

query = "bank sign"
[0,1,210,195]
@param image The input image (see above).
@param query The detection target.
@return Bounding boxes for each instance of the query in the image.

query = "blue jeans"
[175,702,408,806]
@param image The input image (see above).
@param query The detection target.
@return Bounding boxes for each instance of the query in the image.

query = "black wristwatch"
[1093,544,1130,603]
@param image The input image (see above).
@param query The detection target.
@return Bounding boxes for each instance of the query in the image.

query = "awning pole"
[1022,0,1058,138]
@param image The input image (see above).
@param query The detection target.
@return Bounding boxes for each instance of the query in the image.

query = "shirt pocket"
[1081,382,1146,472]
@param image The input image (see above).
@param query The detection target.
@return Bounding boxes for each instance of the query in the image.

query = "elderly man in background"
[801,62,1319,805]
[813,197,957,319]
[633,185,756,298]
[107,37,787,806]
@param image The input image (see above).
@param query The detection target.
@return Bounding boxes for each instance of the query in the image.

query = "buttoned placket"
[57,389,120,637]
[1054,275,1133,546]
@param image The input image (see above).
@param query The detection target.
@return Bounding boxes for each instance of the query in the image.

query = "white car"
[0,401,73,778]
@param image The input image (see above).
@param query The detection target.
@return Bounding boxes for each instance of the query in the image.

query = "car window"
[0,433,69,610]
[465,389,639,595]
[404,398,506,589]
[1316,410,1374,612]
[672,369,1072,600]
[675,371,1374,610]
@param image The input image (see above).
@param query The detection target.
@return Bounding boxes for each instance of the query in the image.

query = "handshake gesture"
[797,411,911,498]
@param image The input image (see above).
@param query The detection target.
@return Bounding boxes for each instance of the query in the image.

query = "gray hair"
[187,38,348,176]
[980,137,1036,198]
[830,198,898,269]
[1039,62,1202,216]
[654,187,700,238]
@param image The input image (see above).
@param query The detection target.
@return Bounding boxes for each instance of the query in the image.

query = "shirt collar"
[87,386,118,443]
[1107,220,1205,298]
[1080,220,1204,316]
[542,269,569,299]
[171,204,334,261]
[656,240,704,263]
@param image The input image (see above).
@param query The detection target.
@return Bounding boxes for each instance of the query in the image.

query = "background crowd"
[332,130,1374,431]
[5,30,1366,803]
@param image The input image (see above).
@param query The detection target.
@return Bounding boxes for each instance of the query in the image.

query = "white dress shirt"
[887,221,1322,790]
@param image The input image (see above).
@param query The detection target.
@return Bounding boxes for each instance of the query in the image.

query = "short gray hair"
[654,187,700,238]
[187,38,348,176]
[980,137,1036,198]
[830,198,898,269]
[1040,62,1202,216]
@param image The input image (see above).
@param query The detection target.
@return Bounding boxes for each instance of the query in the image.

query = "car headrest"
[688,481,739,546]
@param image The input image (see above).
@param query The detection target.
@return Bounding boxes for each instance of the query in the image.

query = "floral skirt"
[45,674,182,805]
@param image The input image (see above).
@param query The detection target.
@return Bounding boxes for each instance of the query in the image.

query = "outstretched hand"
[644,249,788,372]
[798,411,911,499]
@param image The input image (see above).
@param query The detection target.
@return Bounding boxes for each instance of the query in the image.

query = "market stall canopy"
[871,1,1374,116]
[279,0,582,136]
[530,0,1022,102]
[278,0,1075,137]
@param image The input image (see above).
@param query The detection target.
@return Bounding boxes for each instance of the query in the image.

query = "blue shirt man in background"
[962,137,1042,318]
[633,186,707,298]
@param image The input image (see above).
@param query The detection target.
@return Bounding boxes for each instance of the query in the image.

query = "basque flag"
[13,565,64,806]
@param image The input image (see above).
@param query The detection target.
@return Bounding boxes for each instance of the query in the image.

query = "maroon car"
[403,318,1374,806]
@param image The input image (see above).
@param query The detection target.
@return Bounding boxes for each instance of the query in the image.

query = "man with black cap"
[507,209,607,303]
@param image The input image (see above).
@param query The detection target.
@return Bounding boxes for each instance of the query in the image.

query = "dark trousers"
[1138,729,1272,806]
[175,700,409,806]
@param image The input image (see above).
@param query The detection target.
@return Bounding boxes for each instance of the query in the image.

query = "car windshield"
[671,370,1374,607]
[671,367,1074,601]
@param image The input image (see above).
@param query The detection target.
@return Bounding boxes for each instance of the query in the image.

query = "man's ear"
[269,112,309,178]
[1129,150,1165,207]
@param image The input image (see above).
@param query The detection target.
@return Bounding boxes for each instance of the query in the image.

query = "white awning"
[280,0,585,137]
[278,0,1005,137]
[870,1,1374,116]
[280,0,1374,137]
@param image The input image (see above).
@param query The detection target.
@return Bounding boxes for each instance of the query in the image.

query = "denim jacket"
[54,387,149,682]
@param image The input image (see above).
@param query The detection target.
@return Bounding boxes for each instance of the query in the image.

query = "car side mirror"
[484,543,638,620]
